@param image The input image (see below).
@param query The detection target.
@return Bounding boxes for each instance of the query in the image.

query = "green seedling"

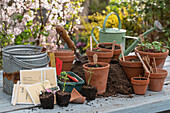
[138,74,142,80]
[131,60,135,62]
[138,41,168,53]
[59,71,69,92]
[83,68,94,85]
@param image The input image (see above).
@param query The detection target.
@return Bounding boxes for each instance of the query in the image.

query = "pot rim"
[119,55,142,67]
[135,46,169,55]
[131,77,149,85]
[83,62,110,70]
[97,42,121,52]
[145,68,168,78]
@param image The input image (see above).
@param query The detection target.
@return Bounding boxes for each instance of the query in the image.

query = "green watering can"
[91,12,162,56]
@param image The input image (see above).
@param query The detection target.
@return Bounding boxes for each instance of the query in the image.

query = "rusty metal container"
[2,45,50,95]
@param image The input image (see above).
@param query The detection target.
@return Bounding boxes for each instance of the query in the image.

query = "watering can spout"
[123,20,163,56]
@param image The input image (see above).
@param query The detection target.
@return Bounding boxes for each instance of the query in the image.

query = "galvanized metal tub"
[2,45,50,95]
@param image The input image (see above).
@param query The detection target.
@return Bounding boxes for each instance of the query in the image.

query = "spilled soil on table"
[71,59,133,97]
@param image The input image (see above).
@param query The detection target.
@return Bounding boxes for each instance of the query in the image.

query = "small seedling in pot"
[81,68,97,100]
[59,72,70,92]
[56,72,72,107]
[39,83,58,109]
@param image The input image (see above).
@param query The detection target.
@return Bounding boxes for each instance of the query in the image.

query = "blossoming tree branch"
[0,0,84,50]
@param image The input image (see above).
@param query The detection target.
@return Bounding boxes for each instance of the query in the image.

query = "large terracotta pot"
[56,56,75,71]
[135,46,169,68]
[131,77,149,95]
[119,55,144,81]
[83,62,110,94]
[86,48,113,63]
[97,42,121,59]
[145,68,168,92]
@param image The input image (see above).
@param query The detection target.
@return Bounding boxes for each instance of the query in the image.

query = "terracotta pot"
[54,50,74,56]
[131,77,149,95]
[83,62,110,94]
[86,48,113,63]
[145,68,168,92]
[48,50,74,67]
[135,46,169,68]
[56,56,75,71]
[119,55,144,80]
[97,42,121,59]
[70,88,86,104]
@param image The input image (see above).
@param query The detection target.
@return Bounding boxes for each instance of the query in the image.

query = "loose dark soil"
[99,44,120,50]
[71,58,133,97]
[92,49,109,52]
[56,90,71,107]
[39,93,54,109]
[133,78,147,80]
[129,58,140,62]
[81,85,97,100]
[86,64,103,68]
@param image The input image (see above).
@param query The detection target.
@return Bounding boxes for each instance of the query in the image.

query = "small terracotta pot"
[131,77,149,95]
[86,48,113,63]
[145,68,168,92]
[97,42,121,59]
[70,88,86,104]
[83,62,110,94]
[135,46,169,68]
[56,56,75,71]
[119,55,144,81]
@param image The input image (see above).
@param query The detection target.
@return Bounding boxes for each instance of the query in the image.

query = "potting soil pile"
[71,59,133,97]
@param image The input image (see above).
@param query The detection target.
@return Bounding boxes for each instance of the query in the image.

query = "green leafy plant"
[83,69,94,85]
[59,71,70,92]
[131,60,135,62]
[138,41,169,53]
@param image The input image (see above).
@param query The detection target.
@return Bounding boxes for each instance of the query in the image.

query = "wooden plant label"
[26,80,51,105]
[140,34,145,43]
[93,54,98,64]
[20,70,43,84]
[90,36,93,51]
[49,53,56,67]
[11,84,33,105]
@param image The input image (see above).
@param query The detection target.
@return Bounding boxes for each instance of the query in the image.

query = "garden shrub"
[80,0,169,54]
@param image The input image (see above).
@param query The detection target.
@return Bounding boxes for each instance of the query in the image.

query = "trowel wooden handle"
[56,25,76,51]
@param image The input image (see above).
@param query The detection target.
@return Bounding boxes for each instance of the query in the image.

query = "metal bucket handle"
[103,12,121,32]
[11,54,50,69]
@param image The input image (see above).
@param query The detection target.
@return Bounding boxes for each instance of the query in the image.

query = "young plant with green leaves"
[83,69,94,85]
[59,71,69,92]
[138,41,169,53]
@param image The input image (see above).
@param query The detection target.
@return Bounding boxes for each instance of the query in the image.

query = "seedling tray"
[57,71,85,93]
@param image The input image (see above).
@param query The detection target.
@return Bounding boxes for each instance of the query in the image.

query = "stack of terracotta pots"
[48,50,75,71]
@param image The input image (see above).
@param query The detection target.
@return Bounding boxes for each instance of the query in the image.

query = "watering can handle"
[91,26,101,44]
[103,12,121,32]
